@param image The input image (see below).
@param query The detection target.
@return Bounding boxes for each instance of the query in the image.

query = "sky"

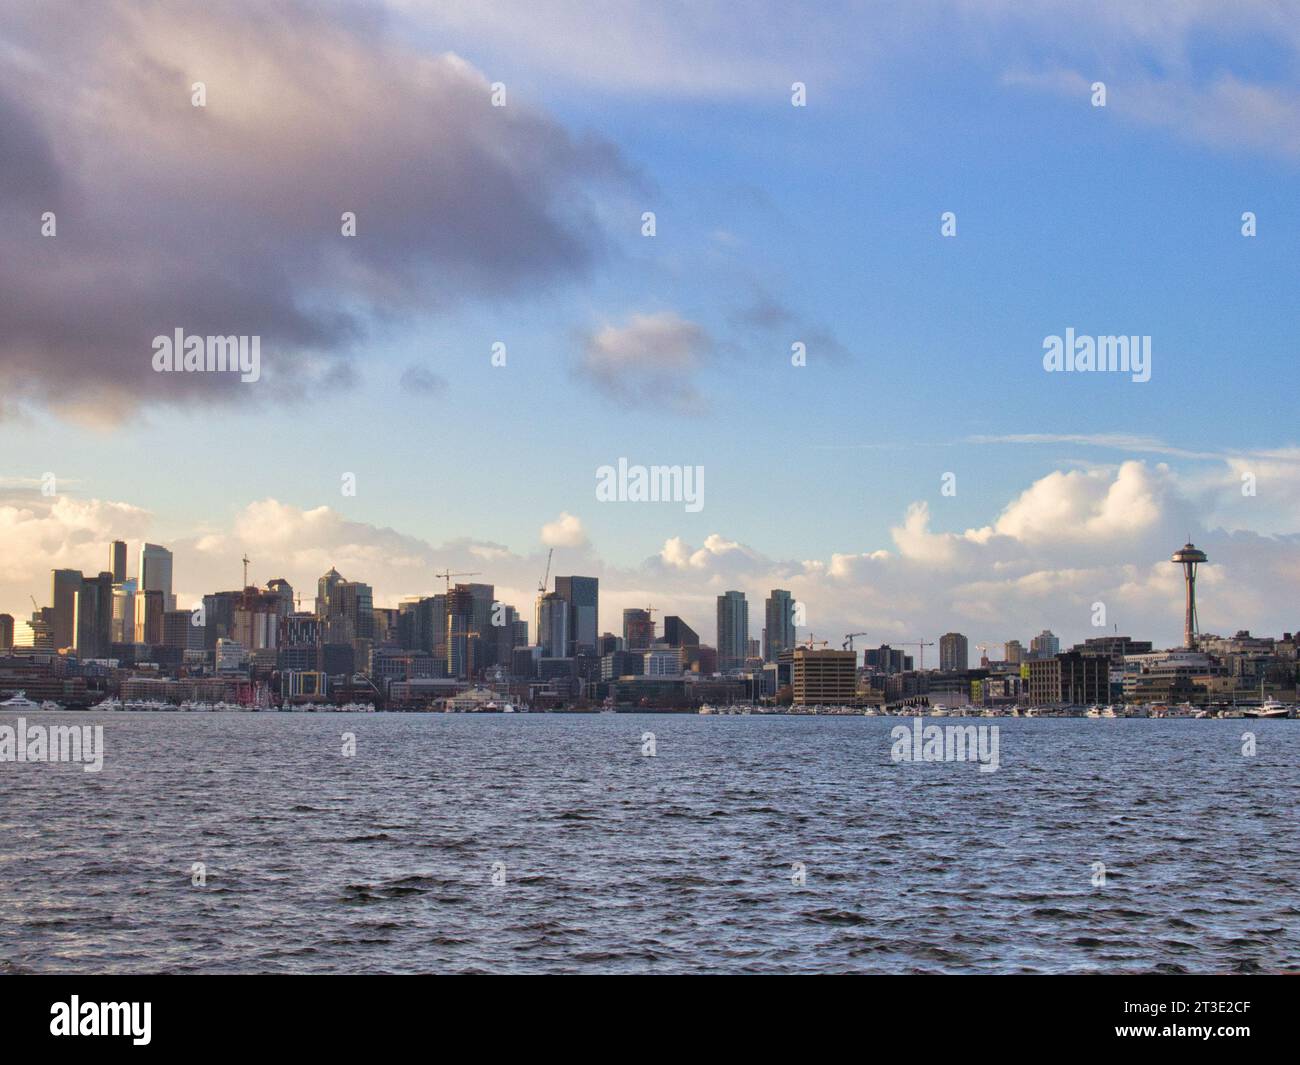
[2,0,1299,652]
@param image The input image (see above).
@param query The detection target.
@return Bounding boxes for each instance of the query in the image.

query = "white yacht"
[1244,697,1291,719]
[0,691,42,711]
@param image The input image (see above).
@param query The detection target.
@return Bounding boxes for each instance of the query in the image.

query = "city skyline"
[3,519,1287,662]
[2,1,1298,654]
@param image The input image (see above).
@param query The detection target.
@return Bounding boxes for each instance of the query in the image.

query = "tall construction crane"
[843,632,868,651]
[899,640,935,670]
[537,548,554,595]
[242,554,252,588]
[801,633,830,649]
[436,569,481,595]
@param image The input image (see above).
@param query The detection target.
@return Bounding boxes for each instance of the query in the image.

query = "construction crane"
[976,642,990,666]
[436,569,481,595]
[899,640,935,670]
[536,548,553,595]
[242,554,251,588]
[843,632,868,651]
[801,633,830,649]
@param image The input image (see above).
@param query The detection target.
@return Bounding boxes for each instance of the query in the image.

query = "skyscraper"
[939,632,969,672]
[554,576,598,656]
[763,589,796,662]
[662,616,699,648]
[1004,639,1024,665]
[139,543,175,611]
[74,571,114,658]
[110,540,127,582]
[0,613,13,649]
[537,592,570,658]
[622,608,655,651]
[1030,630,1059,659]
[51,568,83,650]
[716,590,749,673]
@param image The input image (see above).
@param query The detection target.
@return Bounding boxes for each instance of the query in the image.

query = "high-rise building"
[864,644,912,674]
[622,608,655,651]
[716,591,749,673]
[537,592,570,658]
[110,540,127,582]
[0,613,13,649]
[763,589,796,662]
[51,568,83,650]
[73,571,114,658]
[554,576,598,656]
[139,543,175,611]
[1030,630,1060,659]
[662,616,699,648]
[939,632,969,672]
[134,588,165,645]
[1004,639,1024,665]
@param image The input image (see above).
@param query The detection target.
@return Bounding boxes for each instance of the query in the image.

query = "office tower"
[622,608,655,651]
[793,647,858,705]
[316,567,345,617]
[1171,542,1208,649]
[0,613,13,649]
[598,632,622,655]
[554,576,598,656]
[537,592,570,658]
[134,589,165,644]
[163,610,194,650]
[662,616,699,648]
[865,644,911,674]
[203,590,243,649]
[763,590,796,662]
[494,604,524,669]
[265,577,295,614]
[139,543,175,610]
[74,571,114,659]
[1030,629,1060,659]
[1004,639,1024,665]
[109,540,127,582]
[939,632,969,672]
[716,590,749,673]
[111,578,137,644]
[51,568,83,650]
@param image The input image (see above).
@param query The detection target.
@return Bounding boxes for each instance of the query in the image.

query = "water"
[2,712,1297,974]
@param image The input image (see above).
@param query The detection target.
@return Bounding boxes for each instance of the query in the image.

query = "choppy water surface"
[1,712,1297,974]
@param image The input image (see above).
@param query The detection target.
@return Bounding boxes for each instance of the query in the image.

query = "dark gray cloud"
[0,0,633,422]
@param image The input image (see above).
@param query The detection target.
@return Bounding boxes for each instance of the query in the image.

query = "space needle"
[1170,541,1208,649]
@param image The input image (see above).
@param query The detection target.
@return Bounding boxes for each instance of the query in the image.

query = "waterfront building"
[792,647,858,705]
[1026,651,1109,705]
[643,647,682,676]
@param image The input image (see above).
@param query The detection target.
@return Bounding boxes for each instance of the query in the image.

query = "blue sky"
[2,1,1299,649]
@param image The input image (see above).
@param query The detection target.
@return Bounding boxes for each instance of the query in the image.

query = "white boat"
[1085,705,1102,718]
[39,700,64,711]
[0,691,42,711]
[1244,697,1291,719]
